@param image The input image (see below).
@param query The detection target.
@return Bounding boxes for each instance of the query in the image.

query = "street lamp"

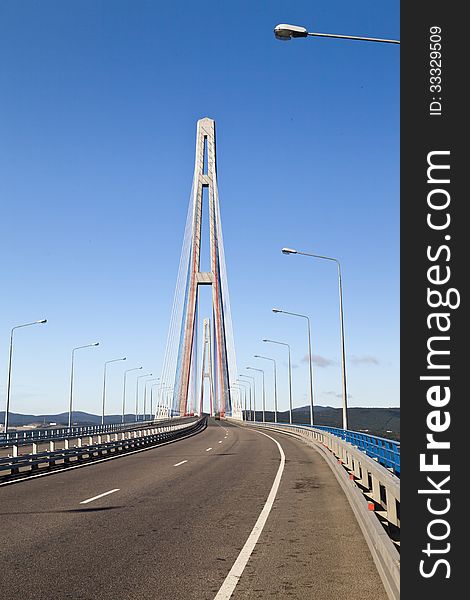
[165,386,175,417]
[143,378,159,421]
[231,383,245,420]
[230,384,243,419]
[247,367,266,422]
[122,367,142,423]
[157,382,169,418]
[160,385,174,417]
[3,319,47,436]
[274,23,400,44]
[135,373,152,422]
[254,355,278,423]
[263,338,293,424]
[239,374,255,421]
[282,247,349,429]
[101,357,126,425]
[273,308,315,427]
[236,379,251,421]
[150,382,160,419]
[68,341,99,429]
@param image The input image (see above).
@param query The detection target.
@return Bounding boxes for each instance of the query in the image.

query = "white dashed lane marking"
[80,489,120,504]
[173,460,188,467]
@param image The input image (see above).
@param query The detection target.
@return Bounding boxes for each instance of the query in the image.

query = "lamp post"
[122,367,142,423]
[68,341,99,429]
[165,385,173,417]
[135,373,152,422]
[161,386,174,417]
[263,338,293,424]
[230,384,243,420]
[273,308,315,426]
[247,367,266,422]
[239,374,255,421]
[150,382,160,419]
[282,247,349,429]
[143,378,159,421]
[236,380,250,421]
[3,319,47,436]
[254,355,278,423]
[274,23,399,44]
[155,381,165,418]
[101,357,126,425]
[236,385,244,418]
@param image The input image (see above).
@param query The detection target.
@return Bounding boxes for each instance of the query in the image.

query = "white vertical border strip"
[213,430,286,600]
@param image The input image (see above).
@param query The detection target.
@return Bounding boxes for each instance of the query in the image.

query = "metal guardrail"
[0,418,172,447]
[302,425,400,475]
[0,417,206,481]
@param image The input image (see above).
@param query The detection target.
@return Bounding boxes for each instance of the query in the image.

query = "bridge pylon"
[161,118,239,419]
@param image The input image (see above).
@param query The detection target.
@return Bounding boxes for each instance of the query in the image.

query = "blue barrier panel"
[305,425,400,476]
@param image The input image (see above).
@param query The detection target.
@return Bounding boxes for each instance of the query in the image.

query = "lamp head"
[274,24,308,41]
[37,319,47,324]
[281,247,297,255]
[272,308,283,313]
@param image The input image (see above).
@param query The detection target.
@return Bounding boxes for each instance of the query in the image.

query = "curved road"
[0,419,387,599]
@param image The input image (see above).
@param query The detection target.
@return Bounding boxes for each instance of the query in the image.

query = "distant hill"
[251,406,400,440]
[1,406,400,440]
[0,411,143,428]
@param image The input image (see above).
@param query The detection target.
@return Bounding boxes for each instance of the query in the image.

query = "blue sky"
[0,1,399,418]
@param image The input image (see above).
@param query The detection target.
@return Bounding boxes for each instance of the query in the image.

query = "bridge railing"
[300,425,400,476]
[0,418,172,447]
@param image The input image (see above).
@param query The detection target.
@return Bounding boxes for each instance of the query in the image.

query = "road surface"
[0,419,387,599]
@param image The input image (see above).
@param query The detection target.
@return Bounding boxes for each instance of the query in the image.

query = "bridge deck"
[0,419,387,599]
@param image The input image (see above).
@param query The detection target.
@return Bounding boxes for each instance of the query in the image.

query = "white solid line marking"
[80,488,120,504]
[206,447,213,451]
[173,460,188,467]
[218,440,223,444]
[213,431,286,600]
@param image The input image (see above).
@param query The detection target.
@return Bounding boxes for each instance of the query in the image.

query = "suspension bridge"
[1,118,399,600]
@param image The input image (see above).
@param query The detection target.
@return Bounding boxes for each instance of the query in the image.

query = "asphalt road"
[0,419,387,599]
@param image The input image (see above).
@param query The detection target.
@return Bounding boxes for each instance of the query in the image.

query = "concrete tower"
[166,118,236,417]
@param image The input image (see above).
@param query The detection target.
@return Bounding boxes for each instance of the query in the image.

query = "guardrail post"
[371,474,381,504]
[361,465,370,489]
[64,439,69,450]
[386,493,399,527]
[32,442,38,454]
[97,435,102,444]
[88,436,93,446]
[49,441,55,452]
[12,444,18,458]
[77,437,82,447]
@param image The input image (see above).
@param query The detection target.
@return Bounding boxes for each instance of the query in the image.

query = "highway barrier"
[0,416,206,482]
[307,425,400,475]
[0,418,175,448]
